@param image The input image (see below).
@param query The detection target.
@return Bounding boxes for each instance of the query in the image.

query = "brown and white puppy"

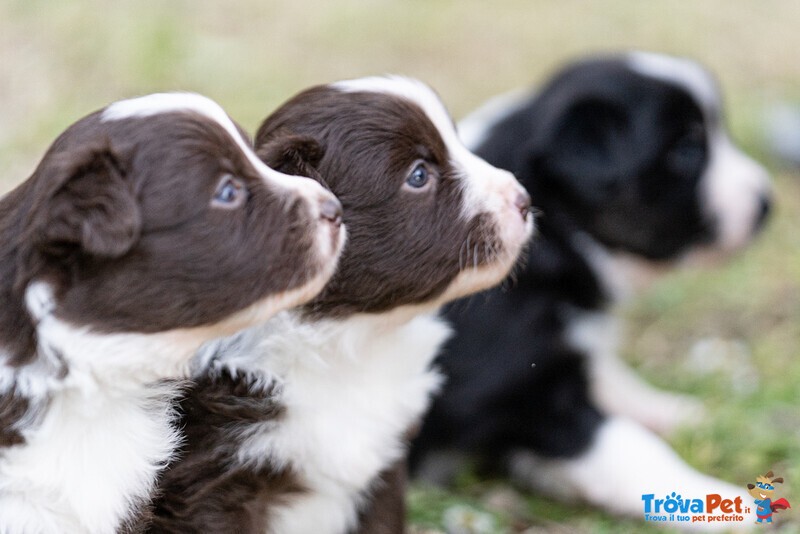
[0,93,344,533]
[149,77,533,534]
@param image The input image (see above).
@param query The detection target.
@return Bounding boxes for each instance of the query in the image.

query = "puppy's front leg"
[508,417,752,531]
[590,353,705,435]
[568,312,704,435]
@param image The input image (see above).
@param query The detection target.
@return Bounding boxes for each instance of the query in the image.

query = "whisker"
[460,231,474,272]
[462,230,473,271]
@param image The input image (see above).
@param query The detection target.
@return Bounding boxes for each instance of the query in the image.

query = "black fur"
[411,54,761,474]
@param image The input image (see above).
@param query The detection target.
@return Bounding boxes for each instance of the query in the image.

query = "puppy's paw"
[509,418,753,531]
[186,361,282,423]
[205,360,278,399]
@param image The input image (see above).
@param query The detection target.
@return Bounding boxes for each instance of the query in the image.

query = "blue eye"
[406,163,430,189]
[212,175,246,208]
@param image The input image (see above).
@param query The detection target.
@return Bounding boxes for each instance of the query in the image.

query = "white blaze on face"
[102,92,337,217]
[627,52,772,253]
[102,92,345,304]
[627,51,720,111]
[333,77,534,299]
[702,131,771,251]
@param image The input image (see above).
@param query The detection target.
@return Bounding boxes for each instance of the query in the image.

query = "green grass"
[1,1,799,531]
[615,172,800,533]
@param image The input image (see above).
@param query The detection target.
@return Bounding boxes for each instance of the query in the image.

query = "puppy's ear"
[765,471,774,479]
[529,98,630,204]
[256,134,326,185]
[772,477,784,484]
[29,141,141,259]
[747,484,755,489]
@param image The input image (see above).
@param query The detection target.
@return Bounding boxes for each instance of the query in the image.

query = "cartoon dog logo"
[747,471,791,524]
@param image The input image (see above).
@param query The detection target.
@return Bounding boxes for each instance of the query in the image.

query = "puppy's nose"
[514,191,532,220]
[754,193,772,232]
[320,197,343,227]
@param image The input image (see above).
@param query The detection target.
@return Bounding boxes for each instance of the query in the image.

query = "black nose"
[320,198,342,227]
[514,191,532,220]
[754,194,772,232]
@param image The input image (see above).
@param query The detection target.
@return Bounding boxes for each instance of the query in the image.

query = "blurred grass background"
[1,1,799,532]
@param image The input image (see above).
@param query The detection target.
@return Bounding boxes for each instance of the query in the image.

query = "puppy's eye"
[212,175,247,209]
[667,125,706,174]
[405,163,431,190]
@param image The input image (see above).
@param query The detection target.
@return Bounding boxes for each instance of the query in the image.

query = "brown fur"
[0,106,328,450]
[146,136,326,532]
[0,386,31,447]
[257,86,499,318]
[152,83,513,533]
[355,459,410,534]
[147,369,304,533]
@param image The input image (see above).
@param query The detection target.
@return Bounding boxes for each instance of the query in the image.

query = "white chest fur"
[0,381,180,534]
[0,283,192,534]
[212,311,449,534]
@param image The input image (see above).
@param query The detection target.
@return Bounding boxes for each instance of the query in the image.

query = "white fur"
[0,285,185,533]
[565,309,705,435]
[701,132,771,253]
[628,52,772,256]
[102,93,344,274]
[0,270,341,533]
[566,236,706,435]
[561,99,769,435]
[627,51,719,112]
[0,277,338,401]
[456,84,675,304]
[335,77,528,225]
[333,77,534,300]
[571,232,671,302]
[205,309,450,534]
[0,92,345,533]
[0,382,180,534]
[442,54,764,530]
[171,77,532,533]
[508,418,754,531]
[458,53,770,273]
[101,92,335,216]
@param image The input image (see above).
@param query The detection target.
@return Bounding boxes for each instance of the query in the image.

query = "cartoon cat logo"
[747,471,791,524]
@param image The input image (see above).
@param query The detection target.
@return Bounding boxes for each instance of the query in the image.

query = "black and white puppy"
[149,77,534,534]
[0,93,344,533]
[411,52,771,524]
